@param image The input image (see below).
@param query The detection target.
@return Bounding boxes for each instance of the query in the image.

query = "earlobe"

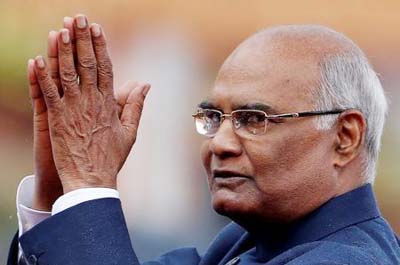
[333,111,366,168]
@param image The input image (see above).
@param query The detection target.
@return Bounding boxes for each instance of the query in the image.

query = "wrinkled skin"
[200,27,366,229]
[29,15,150,210]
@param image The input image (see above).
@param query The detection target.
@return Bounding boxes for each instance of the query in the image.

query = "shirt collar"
[253,184,381,261]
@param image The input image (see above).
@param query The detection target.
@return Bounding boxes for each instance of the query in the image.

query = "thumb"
[116,80,139,117]
[120,82,150,138]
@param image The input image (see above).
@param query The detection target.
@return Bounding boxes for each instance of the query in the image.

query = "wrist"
[32,178,63,211]
[61,179,117,194]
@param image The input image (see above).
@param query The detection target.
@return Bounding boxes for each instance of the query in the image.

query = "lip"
[212,169,252,180]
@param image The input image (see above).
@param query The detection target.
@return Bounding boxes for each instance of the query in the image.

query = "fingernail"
[28,59,34,67]
[142,84,151,97]
[91,23,101,37]
[36,56,45,69]
[76,15,87,29]
[61,29,70,44]
[64,16,72,24]
[49,30,57,37]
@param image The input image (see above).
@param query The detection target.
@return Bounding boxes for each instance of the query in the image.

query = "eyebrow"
[197,101,277,113]
[236,103,274,113]
[198,100,215,109]
[197,101,223,112]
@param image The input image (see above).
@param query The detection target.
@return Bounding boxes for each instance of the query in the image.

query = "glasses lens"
[232,110,266,135]
[194,109,221,136]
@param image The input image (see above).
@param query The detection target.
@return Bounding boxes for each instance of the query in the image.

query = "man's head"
[198,25,387,227]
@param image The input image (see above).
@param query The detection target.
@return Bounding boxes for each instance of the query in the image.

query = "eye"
[238,111,265,124]
[248,113,265,123]
[233,110,267,135]
[203,110,221,123]
[194,110,221,136]
[233,111,266,128]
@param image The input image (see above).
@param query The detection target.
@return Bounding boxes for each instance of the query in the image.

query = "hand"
[30,14,150,193]
[29,17,82,210]
[27,25,70,211]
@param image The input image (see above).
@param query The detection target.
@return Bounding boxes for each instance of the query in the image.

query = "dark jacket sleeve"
[7,231,19,265]
[16,198,201,265]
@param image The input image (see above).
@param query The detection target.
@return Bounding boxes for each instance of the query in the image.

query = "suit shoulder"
[269,217,400,264]
[272,241,382,265]
[323,218,400,261]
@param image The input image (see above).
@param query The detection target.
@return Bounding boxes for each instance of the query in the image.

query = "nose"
[209,119,243,159]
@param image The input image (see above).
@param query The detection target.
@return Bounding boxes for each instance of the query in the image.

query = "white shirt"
[17,175,119,259]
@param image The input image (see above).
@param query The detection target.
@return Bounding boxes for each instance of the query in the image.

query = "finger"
[58,28,80,100]
[116,81,139,117]
[34,55,62,113]
[47,31,62,96]
[63,16,75,44]
[63,16,77,64]
[74,14,97,91]
[90,23,114,97]
[28,59,47,115]
[120,83,151,139]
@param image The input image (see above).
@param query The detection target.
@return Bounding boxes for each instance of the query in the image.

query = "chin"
[211,188,298,226]
[211,188,252,219]
[211,190,271,230]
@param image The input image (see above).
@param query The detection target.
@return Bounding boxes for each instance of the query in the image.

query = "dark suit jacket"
[8,184,400,264]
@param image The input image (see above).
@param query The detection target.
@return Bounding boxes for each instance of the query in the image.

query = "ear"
[333,110,366,168]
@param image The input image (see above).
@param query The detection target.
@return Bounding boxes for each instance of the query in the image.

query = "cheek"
[248,127,331,180]
[200,140,212,177]
[244,130,336,214]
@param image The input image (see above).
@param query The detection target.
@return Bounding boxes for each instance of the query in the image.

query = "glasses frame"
[192,108,349,137]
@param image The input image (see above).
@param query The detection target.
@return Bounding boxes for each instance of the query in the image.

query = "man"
[8,14,400,264]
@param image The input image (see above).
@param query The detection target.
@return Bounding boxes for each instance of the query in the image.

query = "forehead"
[207,36,322,113]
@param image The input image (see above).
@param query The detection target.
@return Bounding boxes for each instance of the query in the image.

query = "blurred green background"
[1,0,399,262]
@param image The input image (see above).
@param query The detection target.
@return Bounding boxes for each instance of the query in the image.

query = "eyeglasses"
[192,108,347,137]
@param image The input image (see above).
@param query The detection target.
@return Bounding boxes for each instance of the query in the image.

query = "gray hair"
[314,50,388,183]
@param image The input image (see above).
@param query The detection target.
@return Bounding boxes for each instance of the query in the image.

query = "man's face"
[200,42,339,225]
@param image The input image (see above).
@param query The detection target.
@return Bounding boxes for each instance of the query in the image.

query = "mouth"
[212,170,252,180]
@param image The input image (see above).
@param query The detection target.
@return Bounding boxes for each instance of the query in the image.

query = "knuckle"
[79,56,97,71]
[44,88,59,101]
[50,71,60,80]
[81,76,97,87]
[61,69,78,83]
[75,29,90,40]
[94,38,107,49]
[60,45,73,56]
[36,71,49,82]
[98,58,112,70]
[98,63,113,79]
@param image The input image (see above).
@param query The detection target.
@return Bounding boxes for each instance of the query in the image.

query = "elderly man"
[8,14,400,264]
